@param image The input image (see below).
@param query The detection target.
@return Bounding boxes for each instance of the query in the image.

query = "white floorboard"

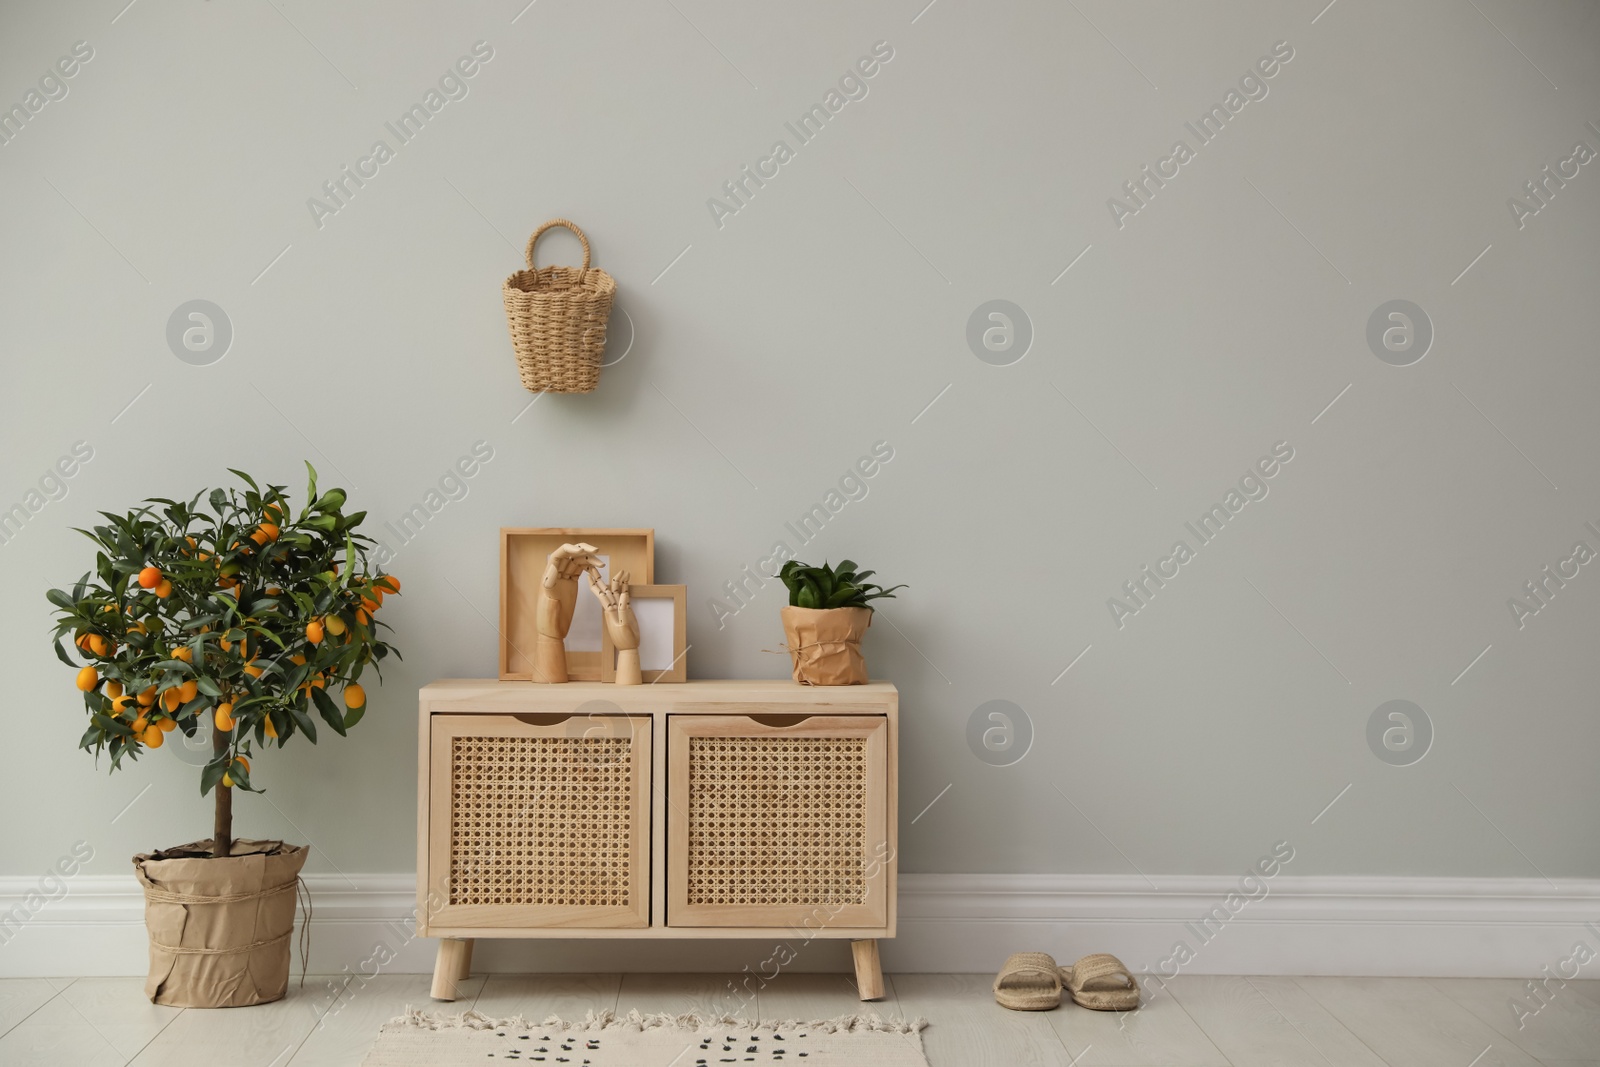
[51,977,184,1061]
[1047,975,1228,1066]
[1294,976,1545,1067]
[0,985,130,1067]
[894,973,1075,1067]
[290,974,484,1067]
[0,978,59,1040]
[125,975,340,1067]
[754,970,901,1023]
[1429,976,1600,1063]
[1166,974,1387,1067]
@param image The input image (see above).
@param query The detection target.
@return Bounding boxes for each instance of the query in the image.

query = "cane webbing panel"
[685,736,867,907]
[449,735,634,907]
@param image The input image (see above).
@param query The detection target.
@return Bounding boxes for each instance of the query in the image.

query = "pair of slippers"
[993,952,1140,1012]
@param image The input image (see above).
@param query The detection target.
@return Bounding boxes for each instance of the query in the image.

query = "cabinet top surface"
[420,678,897,702]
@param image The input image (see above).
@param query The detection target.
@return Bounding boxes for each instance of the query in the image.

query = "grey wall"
[3,0,1599,891]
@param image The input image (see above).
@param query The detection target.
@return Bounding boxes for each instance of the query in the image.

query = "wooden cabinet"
[417,680,898,1001]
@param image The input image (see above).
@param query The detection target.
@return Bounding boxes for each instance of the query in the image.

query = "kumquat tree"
[47,464,401,858]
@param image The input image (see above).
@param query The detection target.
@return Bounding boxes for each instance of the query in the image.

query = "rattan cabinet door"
[667,715,888,928]
[428,714,650,929]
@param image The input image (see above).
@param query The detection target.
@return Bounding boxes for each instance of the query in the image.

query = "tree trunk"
[212,723,232,859]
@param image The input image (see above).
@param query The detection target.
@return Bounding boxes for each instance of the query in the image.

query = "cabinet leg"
[850,939,884,1002]
[456,938,475,981]
[431,938,472,1001]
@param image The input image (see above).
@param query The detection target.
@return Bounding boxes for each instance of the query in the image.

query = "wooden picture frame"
[602,584,687,683]
[499,528,655,681]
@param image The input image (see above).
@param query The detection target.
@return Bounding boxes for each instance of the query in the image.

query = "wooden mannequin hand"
[536,542,601,642]
[586,568,639,651]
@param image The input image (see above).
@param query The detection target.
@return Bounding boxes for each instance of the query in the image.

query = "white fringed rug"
[361,1010,929,1066]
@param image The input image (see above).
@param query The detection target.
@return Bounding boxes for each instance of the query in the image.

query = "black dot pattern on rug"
[482,1026,842,1063]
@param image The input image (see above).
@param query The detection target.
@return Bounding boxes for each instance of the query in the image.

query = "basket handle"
[525,218,591,271]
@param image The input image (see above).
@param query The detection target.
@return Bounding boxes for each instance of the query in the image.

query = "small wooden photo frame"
[500,528,655,681]
[603,584,687,683]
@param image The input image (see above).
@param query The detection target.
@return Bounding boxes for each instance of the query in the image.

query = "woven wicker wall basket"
[502,218,617,394]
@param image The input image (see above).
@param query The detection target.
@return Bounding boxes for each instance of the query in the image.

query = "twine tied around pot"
[139,876,313,990]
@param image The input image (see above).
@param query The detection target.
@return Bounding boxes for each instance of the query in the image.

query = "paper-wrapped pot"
[781,605,872,685]
[133,838,307,1007]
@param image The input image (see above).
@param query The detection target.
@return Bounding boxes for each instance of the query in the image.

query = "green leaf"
[92,713,131,737]
[226,469,261,493]
[816,568,835,601]
[200,758,227,796]
[313,489,346,512]
[289,703,318,742]
[343,702,365,729]
[310,686,346,736]
[46,588,76,610]
[826,584,860,608]
[53,639,77,668]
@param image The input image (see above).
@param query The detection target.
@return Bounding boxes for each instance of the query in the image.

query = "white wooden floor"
[1,973,1596,1066]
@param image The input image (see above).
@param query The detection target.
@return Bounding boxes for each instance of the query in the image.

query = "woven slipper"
[993,952,1064,1011]
[1063,953,1140,1010]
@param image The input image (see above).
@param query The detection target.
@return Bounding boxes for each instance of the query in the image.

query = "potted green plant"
[777,559,904,685]
[46,464,400,1007]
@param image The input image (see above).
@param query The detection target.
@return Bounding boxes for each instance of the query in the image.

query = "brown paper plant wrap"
[503,218,617,394]
[781,605,873,686]
[134,839,308,1008]
[777,561,906,686]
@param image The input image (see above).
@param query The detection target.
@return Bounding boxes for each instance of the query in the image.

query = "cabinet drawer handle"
[513,713,573,726]
[747,714,813,728]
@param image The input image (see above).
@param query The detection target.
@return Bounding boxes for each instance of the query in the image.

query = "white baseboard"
[3,872,1596,979]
